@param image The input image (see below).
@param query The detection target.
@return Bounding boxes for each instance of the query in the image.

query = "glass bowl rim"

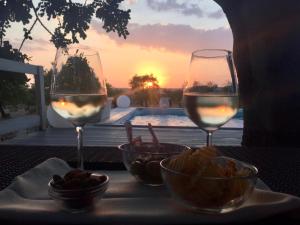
[118,142,191,155]
[192,49,232,59]
[48,173,109,192]
[160,156,258,180]
[48,185,108,200]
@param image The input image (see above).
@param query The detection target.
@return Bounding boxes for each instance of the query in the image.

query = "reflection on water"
[116,108,243,128]
[129,115,242,128]
[130,115,195,126]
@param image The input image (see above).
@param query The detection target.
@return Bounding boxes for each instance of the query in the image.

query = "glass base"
[175,197,245,214]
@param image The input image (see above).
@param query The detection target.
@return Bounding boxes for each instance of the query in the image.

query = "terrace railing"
[0,58,47,130]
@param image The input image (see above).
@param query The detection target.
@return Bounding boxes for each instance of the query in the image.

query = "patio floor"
[1,126,242,147]
[0,115,40,136]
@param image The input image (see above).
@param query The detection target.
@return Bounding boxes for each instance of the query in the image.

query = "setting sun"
[143,81,154,89]
[136,62,167,87]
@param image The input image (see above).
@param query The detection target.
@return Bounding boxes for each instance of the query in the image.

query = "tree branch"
[57,17,62,27]
[32,5,54,37]
[18,1,55,51]
[0,34,3,48]
[0,22,5,47]
[18,18,38,51]
[30,1,53,34]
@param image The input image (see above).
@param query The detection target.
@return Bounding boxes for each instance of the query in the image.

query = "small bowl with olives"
[48,169,109,212]
[119,143,190,186]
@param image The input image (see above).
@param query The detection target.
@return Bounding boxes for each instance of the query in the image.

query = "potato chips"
[165,147,253,209]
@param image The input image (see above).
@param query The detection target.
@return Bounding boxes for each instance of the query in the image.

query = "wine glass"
[51,46,107,169]
[183,49,238,146]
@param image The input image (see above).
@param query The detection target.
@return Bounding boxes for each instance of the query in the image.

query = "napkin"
[0,158,299,225]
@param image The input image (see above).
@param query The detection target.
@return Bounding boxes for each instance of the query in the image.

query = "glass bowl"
[160,156,258,213]
[48,173,109,213]
[119,143,190,186]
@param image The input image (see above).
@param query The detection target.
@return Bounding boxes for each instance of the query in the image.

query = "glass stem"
[206,131,213,146]
[76,126,84,170]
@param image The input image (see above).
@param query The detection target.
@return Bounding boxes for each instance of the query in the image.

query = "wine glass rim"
[57,46,100,57]
[192,49,232,58]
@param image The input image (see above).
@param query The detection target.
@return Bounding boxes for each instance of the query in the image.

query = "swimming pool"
[113,108,243,128]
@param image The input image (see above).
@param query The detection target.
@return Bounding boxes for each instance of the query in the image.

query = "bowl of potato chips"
[160,147,258,213]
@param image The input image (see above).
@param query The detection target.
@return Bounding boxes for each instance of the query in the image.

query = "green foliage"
[0,41,29,62]
[129,74,160,107]
[163,89,183,107]
[189,81,234,93]
[54,54,101,94]
[106,81,124,97]
[189,81,218,93]
[0,0,32,40]
[95,0,130,39]
[0,0,131,49]
[44,71,124,105]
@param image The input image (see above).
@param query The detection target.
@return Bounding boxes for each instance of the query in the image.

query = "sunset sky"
[6,0,233,88]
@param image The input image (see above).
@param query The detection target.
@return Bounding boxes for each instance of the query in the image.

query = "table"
[1,145,299,196]
[0,145,299,224]
[1,126,243,147]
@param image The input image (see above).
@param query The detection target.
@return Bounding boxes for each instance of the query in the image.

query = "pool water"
[114,108,243,128]
[130,115,196,126]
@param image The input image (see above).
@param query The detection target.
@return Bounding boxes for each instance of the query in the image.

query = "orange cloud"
[92,22,233,53]
[20,22,232,89]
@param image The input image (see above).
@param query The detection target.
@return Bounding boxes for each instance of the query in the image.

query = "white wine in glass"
[183,49,239,146]
[51,94,107,126]
[51,47,107,169]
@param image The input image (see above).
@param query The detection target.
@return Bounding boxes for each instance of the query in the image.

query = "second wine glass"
[183,49,238,146]
[51,47,107,169]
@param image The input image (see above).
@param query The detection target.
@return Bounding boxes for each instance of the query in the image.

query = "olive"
[130,160,145,175]
[52,174,64,183]
[145,160,162,182]
[62,178,82,189]
[64,169,83,181]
